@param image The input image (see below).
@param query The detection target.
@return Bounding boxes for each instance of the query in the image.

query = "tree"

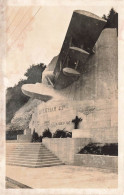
[6,83,29,124]
[42,128,52,138]
[38,136,42,142]
[6,63,46,124]
[24,63,46,83]
[102,8,118,34]
[102,14,107,20]
[32,129,39,142]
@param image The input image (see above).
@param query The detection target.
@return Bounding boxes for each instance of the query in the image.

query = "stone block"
[72,129,91,138]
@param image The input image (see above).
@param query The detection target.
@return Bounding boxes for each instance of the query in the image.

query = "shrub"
[53,129,72,138]
[42,128,52,138]
[38,136,42,142]
[65,131,72,138]
[102,8,118,35]
[78,143,118,156]
[32,129,39,142]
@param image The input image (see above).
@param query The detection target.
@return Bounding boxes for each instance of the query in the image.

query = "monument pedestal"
[17,128,32,142]
[72,129,91,138]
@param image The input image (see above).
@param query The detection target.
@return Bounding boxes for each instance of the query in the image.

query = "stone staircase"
[6,143,64,168]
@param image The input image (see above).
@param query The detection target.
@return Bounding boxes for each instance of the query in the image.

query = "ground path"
[6,165,117,188]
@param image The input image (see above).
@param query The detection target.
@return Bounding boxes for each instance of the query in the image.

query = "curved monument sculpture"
[21,10,118,143]
[22,10,106,100]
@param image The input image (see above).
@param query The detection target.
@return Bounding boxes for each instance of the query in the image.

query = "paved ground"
[6,165,118,189]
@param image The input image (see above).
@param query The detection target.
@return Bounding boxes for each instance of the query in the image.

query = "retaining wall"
[43,138,91,164]
[74,154,118,172]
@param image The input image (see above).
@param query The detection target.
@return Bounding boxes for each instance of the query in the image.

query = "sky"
[5,4,119,88]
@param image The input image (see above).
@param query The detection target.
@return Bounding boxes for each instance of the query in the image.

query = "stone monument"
[22,10,117,143]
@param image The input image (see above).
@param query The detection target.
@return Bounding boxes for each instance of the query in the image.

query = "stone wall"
[74,154,118,172]
[29,99,117,143]
[29,28,117,144]
[43,138,91,164]
[57,28,117,101]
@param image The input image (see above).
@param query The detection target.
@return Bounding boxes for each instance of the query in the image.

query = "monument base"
[17,128,32,142]
[72,129,91,138]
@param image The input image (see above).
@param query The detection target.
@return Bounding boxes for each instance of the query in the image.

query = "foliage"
[53,129,72,138]
[38,136,42,142]
[42,128,52,138]
[78,143,118,156]
[102,8,118,34]
[32,129,39,142]
[6,129,24,140]
[6,63,46,124]
[24,63,46,83]
[102,14,107,20]
[31,129,43,142]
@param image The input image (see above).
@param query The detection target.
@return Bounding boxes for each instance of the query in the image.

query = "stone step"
[7,159,62,165]
[6,142,43,144]
[7,146,50,150]
[19,145,44,147]
[6,149,52,153]
[14,145,44,148]
[6,146,42,150]
[6,153,56,158]
[7,158,62,164]
[7,150,51,154]
[6,155,59,160]
[6,143,42,146]
[7,151,55,155]
[6,143,64,168]
[7,150,48,154]
[6,152,55,157]
[6,155,56,161]
[6,157,59,162]
[6,145,46,151]
[7,162,64,168]
[11,147,44,150]
[9,154,54,158]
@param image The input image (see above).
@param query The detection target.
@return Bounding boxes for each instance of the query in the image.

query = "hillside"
[6,56,58,132]
[10,98,41,131]
[6,63,45,124]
